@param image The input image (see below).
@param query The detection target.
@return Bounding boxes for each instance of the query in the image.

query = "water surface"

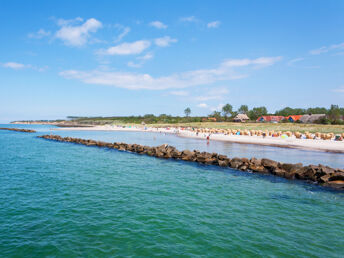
[19,124,344,168]
[0,125,343,257]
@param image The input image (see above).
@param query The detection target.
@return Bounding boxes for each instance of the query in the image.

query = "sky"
[0,0,343,122]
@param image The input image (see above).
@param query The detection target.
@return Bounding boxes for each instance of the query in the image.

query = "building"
[256,116,285,123]
[286,115,303,122]
[202,117,217,122]
[299,114,326,123]
[233,114,250,122]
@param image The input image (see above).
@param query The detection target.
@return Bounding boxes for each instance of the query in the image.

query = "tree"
[184,107,191,117]
[238,105,248,114]
[222,104,233,120]
[248,106,268,120]
[275,107,306,116]
[209,111,222,121]
[328,104,341,122]
[306,107,328,115]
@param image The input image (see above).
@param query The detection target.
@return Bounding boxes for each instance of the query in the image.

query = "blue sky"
[0,0,343,122]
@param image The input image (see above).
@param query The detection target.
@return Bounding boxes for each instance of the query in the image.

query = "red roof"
[202,117,217,122]
[257,116,285,122]
[286,115,302,121]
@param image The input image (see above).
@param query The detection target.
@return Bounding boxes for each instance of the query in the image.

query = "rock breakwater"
[0,128,36,133]
[38,134,344,190]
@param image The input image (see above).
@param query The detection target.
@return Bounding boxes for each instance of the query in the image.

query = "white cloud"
[138,53,153,60]
[287,57,304,66]
[223,56,282,68]
[286,57,319,69]
[127,61,142,68]
[155,36,177,47]
[207,21,221,28]
[100,40,151,55]
[310,47,328,55]
[2,62,26,69]
[114,26,130,43]
[149,21,167,29]
[28,29,51,39]
[332,86,344,93]
[55,18,102,46]
[60,56,281,90]
[1,62,47,71]
[197,103,208,108]
[127,53,154,68]
[310,42,344,55]
[169,90,189,96]
[180,16,198,22]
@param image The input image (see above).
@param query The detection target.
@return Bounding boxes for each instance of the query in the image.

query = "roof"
[286,115,303,121]
[203,117,217,121]
[256,116,285,122]
[234,114,249,120]
[299,114,326,123]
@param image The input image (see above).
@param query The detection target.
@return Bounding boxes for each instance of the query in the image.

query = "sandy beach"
[54,125,344,153]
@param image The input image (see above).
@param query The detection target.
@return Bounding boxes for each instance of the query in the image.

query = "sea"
[0,124,343,257]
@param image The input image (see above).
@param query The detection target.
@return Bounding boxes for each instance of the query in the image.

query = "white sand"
[53,125,344,153]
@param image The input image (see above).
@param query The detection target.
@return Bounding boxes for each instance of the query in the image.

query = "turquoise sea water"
[1,125,344,257]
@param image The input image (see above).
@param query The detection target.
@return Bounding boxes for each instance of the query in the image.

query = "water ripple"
[0,127,344,257]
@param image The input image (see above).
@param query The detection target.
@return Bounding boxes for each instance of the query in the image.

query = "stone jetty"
[38,134,344,190]
[0,127,36,133]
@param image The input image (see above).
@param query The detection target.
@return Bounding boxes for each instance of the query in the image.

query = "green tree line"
[68,104,344,125]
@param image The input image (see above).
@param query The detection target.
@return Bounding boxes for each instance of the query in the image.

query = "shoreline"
[53,125,344,154]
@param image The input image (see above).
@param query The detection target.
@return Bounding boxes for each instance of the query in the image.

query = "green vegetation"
[184,107,191,117]
[14,105,344,132]
[64,116,344,134]
[221,104,233,121]
[238,105,248,114]
[275,105,344,124]
[147,122,344,134]
[68,115,204,125]
[58,104,340,127]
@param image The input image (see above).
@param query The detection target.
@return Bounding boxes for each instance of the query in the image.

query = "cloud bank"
[60,56,281,90]
[55,18,102,46]
[310,42,344,55]
[149,21,167,29]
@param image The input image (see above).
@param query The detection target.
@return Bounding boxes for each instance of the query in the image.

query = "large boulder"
[230,158,243,169]
[249,164,268,173]
[323,180,344,190]
[218,154,228,161]
[171,150,182,159]
[316,165,336,178]
[181,150,195,161]
[204,158,217,165]
[261,158,279,170]
[218,159,230,167]
[96,141,107,147]
[195,152,212,163]
[86,141,96,146]
[281,163,303,173]
[295,166,317,182]
[328,173,344,182]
